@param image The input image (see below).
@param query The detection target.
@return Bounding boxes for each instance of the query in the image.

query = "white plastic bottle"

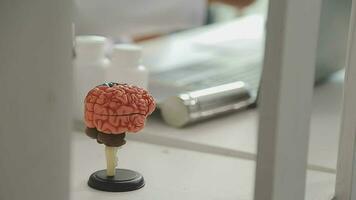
[73,35,110,122]
[108,44,148,89]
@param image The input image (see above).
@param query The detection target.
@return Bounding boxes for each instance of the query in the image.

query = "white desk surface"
[71,71,343,199]
[71,132,335,200]
[128,71,344,173]
[73,15,343,196]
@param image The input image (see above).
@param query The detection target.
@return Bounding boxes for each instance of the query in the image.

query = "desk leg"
[253,0,321,199]
[335,1,356,199]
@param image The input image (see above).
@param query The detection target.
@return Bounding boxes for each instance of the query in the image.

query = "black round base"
[88,169,145,192]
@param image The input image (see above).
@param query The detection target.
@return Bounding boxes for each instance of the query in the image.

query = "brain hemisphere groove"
[84,84,155,134]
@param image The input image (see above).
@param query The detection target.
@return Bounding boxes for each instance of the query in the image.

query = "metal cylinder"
[160,81,252,127]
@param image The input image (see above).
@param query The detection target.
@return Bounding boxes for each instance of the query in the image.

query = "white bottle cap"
[111,44,142,68]
[75,35,108,60]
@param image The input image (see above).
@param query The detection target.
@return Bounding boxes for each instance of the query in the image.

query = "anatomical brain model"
[84,82,155,192]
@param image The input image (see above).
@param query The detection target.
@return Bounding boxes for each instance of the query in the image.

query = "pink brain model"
[84,83,156,134]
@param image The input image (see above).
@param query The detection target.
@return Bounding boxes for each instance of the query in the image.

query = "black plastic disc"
[88,169,145,192]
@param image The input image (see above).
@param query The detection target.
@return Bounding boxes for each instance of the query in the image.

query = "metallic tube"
[160,81,252,127]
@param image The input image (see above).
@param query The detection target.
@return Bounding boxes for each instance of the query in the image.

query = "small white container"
[107,44,148,89]
[73,35,110,121]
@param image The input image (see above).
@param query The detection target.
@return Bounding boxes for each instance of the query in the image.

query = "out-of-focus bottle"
[107,44,148,89]
[74,35,110,121]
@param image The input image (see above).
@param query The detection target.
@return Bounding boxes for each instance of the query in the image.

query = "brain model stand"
[84,82,155,192]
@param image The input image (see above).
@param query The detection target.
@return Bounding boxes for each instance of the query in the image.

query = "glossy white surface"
[71,132,336,200]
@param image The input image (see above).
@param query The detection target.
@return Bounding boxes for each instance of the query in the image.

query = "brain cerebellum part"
[84,83,156,134]
[85,128,127,147]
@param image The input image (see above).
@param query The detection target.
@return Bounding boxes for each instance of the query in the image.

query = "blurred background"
[73,0,268,127]
[0,0,352,199]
